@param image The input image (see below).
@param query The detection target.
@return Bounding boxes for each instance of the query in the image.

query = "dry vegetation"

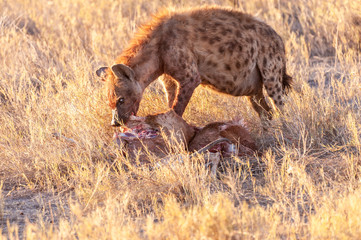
[1,0,361,239]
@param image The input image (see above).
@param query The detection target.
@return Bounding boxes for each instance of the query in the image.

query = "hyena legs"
[248,90,272,120]
[161,75,179,108]
[263,74,285,110]
[163,45,202,116]
[257,55,286,111]
[166,63,201,116]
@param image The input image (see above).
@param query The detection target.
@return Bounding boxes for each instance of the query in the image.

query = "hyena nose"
[111,109,121,127]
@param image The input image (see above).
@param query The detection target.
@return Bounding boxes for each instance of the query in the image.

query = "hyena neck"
[130,54,163,90]
[117,43,163,91]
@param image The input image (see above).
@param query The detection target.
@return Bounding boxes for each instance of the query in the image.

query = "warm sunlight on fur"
[1,0,361,239]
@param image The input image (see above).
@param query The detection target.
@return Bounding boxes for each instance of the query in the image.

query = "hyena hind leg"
[257,53,288,112]
[248,90,272,120]
[161,75,179,108]
[263,74,285,111]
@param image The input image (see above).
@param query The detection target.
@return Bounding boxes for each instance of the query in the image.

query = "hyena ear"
[96,67,108,81]
[111,64,135,81]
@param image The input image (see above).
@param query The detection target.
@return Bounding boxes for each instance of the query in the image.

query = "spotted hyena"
[96,6,292,126]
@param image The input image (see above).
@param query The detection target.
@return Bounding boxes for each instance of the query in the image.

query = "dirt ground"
[1,186,70,238]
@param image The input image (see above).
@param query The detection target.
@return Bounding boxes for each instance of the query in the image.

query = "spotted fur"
[96,6,292,125]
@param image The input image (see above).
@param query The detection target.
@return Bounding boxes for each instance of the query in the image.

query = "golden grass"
[1,0,361,239]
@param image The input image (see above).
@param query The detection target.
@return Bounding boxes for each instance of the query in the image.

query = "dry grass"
[1,0,361,239]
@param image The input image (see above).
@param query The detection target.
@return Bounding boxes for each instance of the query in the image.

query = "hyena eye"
[117,98,125,105]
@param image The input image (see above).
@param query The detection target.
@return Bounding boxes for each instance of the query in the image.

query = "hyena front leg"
[167,64,201,116]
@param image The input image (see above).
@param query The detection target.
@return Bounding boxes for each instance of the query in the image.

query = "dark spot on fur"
[244,24,256,30]
[246,18,253,23]
[263,57,267,66]
[214,22,222,27]
[219,46,225,54]
[277,87,281,92]
[235,61,241,69]
[221,28,233,35]
[244,58,249,65]
[162,43,170,52]
[239,45,243,52]
[250,47,255,55]
[278,95,282,100]
[226,41,236,53]
[225,64,231,71]
[270,77,275,82]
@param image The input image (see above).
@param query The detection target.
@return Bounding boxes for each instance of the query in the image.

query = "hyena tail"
[282,65,293,95]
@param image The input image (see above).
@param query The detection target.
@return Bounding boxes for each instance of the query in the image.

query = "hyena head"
[96,64,142,126]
